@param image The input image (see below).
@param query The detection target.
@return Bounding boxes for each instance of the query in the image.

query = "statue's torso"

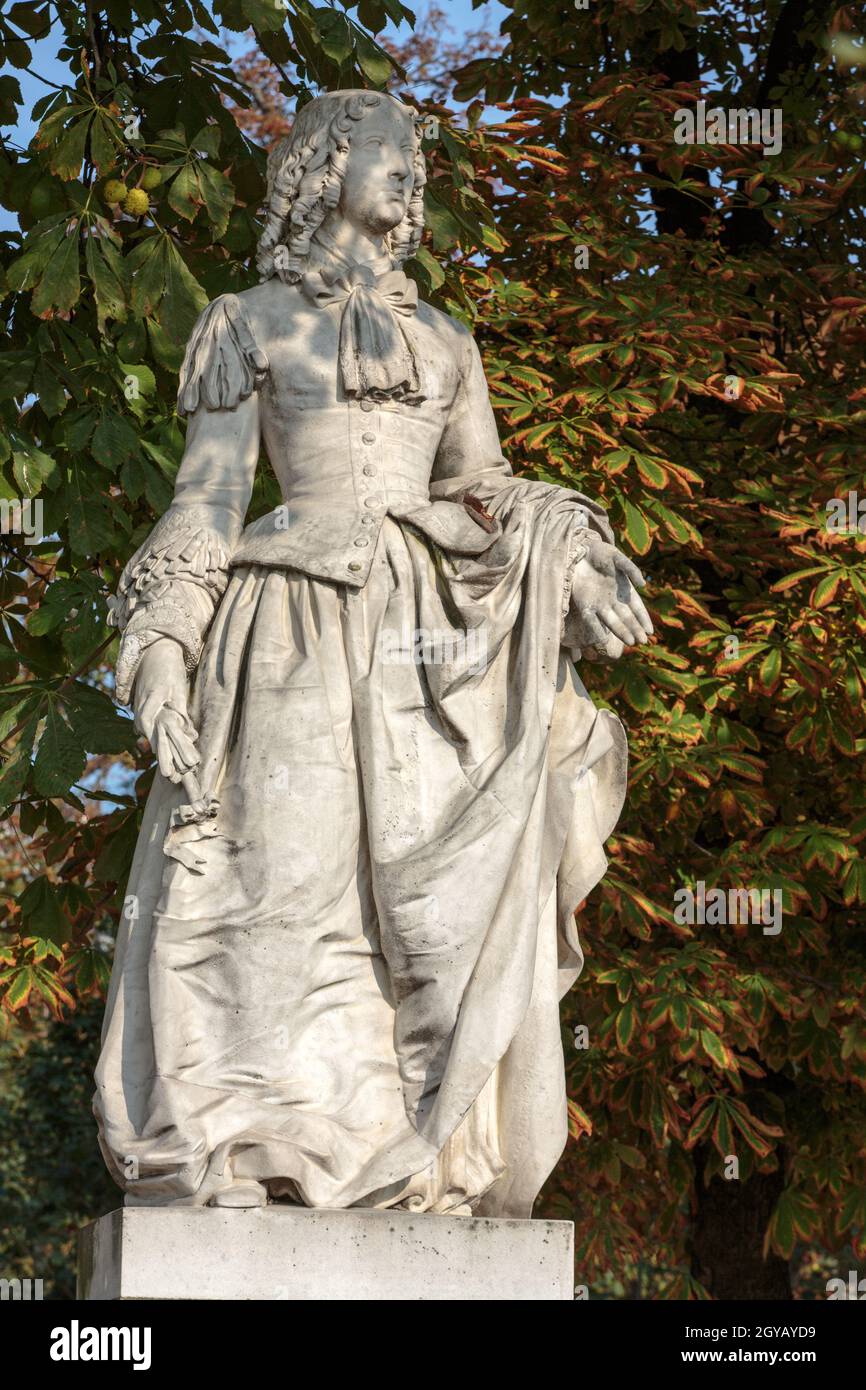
[227,281,484,585]
[246,279,462,475]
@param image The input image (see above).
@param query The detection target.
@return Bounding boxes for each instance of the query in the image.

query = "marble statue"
[93,88,652,1216]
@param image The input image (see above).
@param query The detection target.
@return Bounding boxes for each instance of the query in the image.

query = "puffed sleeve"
[429,324,614,544]
[109,294,267,705]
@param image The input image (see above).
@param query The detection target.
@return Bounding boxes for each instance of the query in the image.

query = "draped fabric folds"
[94,484,627,1213]
[300,262,426,404]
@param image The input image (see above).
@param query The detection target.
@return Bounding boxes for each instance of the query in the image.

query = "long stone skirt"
[94,494,627,1214]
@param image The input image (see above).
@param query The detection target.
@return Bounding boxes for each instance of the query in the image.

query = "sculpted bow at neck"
[300,235,426,405]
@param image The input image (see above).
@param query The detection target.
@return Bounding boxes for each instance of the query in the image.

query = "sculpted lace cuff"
[109,507,236,704]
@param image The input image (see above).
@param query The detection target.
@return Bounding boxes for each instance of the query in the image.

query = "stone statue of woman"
[94,89,652,1216]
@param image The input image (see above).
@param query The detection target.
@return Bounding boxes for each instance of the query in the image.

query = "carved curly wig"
[256,90,427,283]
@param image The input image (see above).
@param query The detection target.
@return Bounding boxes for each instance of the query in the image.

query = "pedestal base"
[78,1206,574,1301]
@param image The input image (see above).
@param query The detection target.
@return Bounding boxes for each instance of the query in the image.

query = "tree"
[230,1,503,146]
[1,0,864,1301]
[0,996,117,1300]
[446,0,866,1300]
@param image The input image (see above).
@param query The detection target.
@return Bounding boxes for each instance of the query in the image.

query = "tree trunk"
[690,1146,792,1300]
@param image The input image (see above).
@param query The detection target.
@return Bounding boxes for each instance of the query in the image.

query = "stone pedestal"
[78,1206,574,1301]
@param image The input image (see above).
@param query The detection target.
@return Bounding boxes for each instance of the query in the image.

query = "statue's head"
[256,90,426,283]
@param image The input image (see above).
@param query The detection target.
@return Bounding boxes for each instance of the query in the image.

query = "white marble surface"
[78,1207,574,1302]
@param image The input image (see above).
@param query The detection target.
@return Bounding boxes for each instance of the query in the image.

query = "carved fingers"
[599,602,645,648]
[133,639,201,783]
[613,553,653,638]
[570,538,654,660]
[611,548,645,591]
[150,705,201,784]
[579,610,626,661]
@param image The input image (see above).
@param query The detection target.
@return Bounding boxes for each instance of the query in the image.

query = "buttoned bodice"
[173,278,512,587]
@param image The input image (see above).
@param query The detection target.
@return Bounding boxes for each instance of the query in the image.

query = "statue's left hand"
[569,534,653,659]
[133,638,201,784]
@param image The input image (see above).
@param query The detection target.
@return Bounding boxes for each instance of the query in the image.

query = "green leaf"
[635,456,668,488]
[93,810,140,884]
[670,997,689,1033]
[119,362,156,397]
[406,245,445,294]
[7,5,49,40]
[239,0,287,34]
[700,1028,731,1071]
[318,10,354,65]
[31,359,65,417]
[27,576,108,666]
[89,109,121,173]
[571,341,615,367]
[615,1000,636,1050]
[159,239,207,341]
[85,234,128,331]
[622,669,653,712]
[31,223,81,318]
[71,946,112,995]
[12,442,55,495]
[17,875,70,945]
[128,235,166,319]
[354,31,394,86]
[166,163,201,223]
[145,315,184,371]
[423,187,463,251]
[32,699,85,796]
[64,459,116,554]
[812,572,841,608]
[45,110,90,180]
[5,218,66,292]
[92,410,139,469]
[2,967,33,1011]
[0,714,39,807]
[758,647,782,690]
[766,1190,816,1260]
[64,682,137,755]
[197,163,235,240]
[622,500,652,555]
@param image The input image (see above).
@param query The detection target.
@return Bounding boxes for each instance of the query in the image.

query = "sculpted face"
[339,102,416,237]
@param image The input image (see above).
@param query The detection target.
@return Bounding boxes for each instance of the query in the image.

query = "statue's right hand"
[132,638,200,784]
